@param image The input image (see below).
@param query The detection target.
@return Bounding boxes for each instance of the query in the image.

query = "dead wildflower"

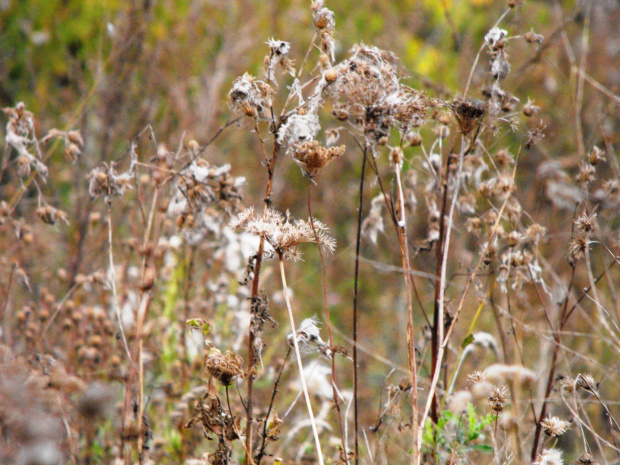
[450,98,484,135]
[231,207,336,259]
[287,318,331,358]
[404,130,422,146]
[588,146,606,165]
[264,412,283,441]
[574,212,596,234]
[36,204,69,226]
[541,415,571,437]
[524,29,544,44]
[290,140,345,178]
[488,385,509,412]
[264,39,294,86]
[228,73,274,119]
[577,161,596,187]
[524,122,545,150]
[534,448,564,465]
[329,44,429,144]
[559,376,576,394]
[523,98,541,117]
[324,127,342,146]
[467,370,487,385]
[568,237,588,264]
[575,374,597,392]
[41,128,85,163]
[205,349,244,386]
[3,102,49,180]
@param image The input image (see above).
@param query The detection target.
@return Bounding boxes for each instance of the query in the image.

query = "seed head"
[541,415,571,437]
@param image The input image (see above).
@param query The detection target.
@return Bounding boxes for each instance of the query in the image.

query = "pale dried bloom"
[523,98,541,117]
[574,212,596,234]
[87,163,134,200]
[568,237,588,264]
[541,415,571,437]
[484,27,508,49]
[361,194,385,245]
[264,39,294,86]
[588,146,606,165]
[3,102,49,180]
[525,29,544,44]
[575,374,596,392]
[41,128,84,163]
[467,370,487,385]
[205,349,243,386]
[231,208,336,260]
[534,448,564,465]
[277,105,321,146]
[329,44,429,144]
[287,318,331,357]
[577,161,596,187]
[36,204,69,226]
[559,376,576,394]
[488,385,509,412]
[228,73,274,119]
[290,140,345,178]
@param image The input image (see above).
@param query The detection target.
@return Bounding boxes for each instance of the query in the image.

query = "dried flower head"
[574,212,596,234]
[205,349,244,386]
[541,415,571,437]
[290,140,345,178]
[450,98,485,135]
[228,73,274,118]
[231,207,336,260]
[523,98,541,117]
[575,374,596,392]
[36,204,69,226]
[264,39,294,86]
[568,237,588,264]
[525,29,544,44]
[488,385,509,412]
[588,146,606,166]
[534,448,564,465]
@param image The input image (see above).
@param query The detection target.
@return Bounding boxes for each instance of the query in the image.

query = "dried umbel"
[540,415,571,437]
[328,44,430,144]
[231,207,336,260]
[289,140,345,178]
[205,349,244,386]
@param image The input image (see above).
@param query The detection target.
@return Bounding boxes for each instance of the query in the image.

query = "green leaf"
[186,318,210,336]
[470,444,493,452]
[461,334,474,348]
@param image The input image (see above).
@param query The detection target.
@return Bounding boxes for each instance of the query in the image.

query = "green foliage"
[422,404,494,457]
